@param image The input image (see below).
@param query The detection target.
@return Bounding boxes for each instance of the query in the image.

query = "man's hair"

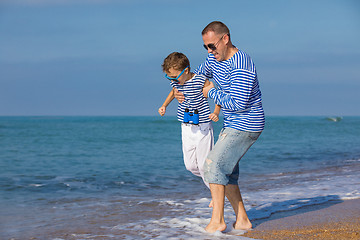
[202,21,230,37]
[162,52,190,73]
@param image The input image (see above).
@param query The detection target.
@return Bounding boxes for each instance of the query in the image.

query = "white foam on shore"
[110,161,360,239]
[5,158,360,240]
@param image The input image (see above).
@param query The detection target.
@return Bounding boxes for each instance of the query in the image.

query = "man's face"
[202,31,227,61]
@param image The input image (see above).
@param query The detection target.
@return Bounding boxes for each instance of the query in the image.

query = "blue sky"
[1,0,359,116]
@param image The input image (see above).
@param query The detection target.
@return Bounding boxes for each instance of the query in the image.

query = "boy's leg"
[181,124,200,177]
[196,123,214,188]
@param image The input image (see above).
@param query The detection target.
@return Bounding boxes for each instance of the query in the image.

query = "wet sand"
[244,198,360,240]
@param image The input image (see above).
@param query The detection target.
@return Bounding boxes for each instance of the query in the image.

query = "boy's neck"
[179,72,194,85]
[184,72,194,82]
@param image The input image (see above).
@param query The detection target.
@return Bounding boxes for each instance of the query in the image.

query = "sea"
[1,116,359,240]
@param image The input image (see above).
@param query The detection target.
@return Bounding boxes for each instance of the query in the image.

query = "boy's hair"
[162,52,190,73]
[202,21,230,38]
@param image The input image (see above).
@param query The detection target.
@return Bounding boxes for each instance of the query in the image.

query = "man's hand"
[203,81,215,98]
[174,89,185,103]
[158,106,166,116]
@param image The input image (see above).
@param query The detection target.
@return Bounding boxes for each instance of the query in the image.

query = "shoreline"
[243,198,360,240]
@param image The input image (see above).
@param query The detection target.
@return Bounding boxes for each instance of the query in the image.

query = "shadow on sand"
[248,195,343,228]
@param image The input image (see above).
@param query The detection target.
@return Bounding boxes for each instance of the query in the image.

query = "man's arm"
[158,88,175,116]
[207,70,256,111]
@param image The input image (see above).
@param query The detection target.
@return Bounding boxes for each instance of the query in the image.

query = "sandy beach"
[244,198,360,240]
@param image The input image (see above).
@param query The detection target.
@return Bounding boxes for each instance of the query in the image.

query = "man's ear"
[224,33,230,44]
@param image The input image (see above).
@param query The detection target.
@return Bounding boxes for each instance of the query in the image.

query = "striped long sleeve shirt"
[195,50,265,132]
[170,74,211,124]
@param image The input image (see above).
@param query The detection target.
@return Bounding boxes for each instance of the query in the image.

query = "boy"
[158,52,221,188]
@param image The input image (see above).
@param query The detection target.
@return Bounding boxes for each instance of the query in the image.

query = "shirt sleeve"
[208,69,255,111]
[196,74,206,87]
[194,55,213,79]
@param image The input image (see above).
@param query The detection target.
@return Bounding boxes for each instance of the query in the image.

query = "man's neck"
[224,45,238,60]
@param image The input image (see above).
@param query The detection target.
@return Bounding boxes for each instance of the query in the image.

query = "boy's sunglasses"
[165,66,189,82]
[203,34,227,51]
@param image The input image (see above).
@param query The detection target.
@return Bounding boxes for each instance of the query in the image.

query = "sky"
[0,0,359,116]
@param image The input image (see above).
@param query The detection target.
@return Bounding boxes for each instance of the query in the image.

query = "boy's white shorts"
[181,122,214,188]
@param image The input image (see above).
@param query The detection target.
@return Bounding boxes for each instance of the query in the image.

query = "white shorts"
[181,122,214,188]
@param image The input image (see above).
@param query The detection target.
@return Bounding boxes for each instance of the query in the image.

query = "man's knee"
[204,158,228,185]
[203,158,212,175]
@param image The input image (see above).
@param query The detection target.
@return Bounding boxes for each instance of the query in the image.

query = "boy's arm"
[214,104,221,115]
[204,79,221,122]
[209,104,221,122]
[158,88,175,116]
[163,88,175,107]
[204,79,211,88]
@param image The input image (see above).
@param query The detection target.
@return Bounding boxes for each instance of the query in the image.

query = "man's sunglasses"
[165,66,189,82]
[203,34,228,51]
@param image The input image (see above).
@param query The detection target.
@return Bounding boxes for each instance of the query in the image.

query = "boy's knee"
[185,165,197,173]
[185,162,201,176]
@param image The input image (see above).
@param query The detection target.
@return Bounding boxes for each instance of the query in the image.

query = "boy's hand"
[203,81,215,98]
[209,113,219,122]
[158,106,166,116]
[174,89,185,103]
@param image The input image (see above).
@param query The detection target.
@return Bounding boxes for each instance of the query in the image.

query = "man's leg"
[204,129,261,232]
[225,184,252,230]
[205,183,227,233]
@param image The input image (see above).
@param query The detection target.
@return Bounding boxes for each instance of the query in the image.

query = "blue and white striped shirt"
[170,74,211,124]
[195,50,265,132]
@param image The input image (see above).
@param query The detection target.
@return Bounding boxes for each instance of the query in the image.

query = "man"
[175,21,265,233]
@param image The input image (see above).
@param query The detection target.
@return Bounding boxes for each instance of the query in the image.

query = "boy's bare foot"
[205,221,227,233]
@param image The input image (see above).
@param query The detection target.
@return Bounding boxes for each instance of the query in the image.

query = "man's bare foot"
[233,218,252,230]
[209,200,213,208]
[205,221,227,233]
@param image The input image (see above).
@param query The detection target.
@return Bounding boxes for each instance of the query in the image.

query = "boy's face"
[166,67,188,85]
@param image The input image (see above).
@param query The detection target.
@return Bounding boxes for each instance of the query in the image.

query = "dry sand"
[243,198,360,240]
